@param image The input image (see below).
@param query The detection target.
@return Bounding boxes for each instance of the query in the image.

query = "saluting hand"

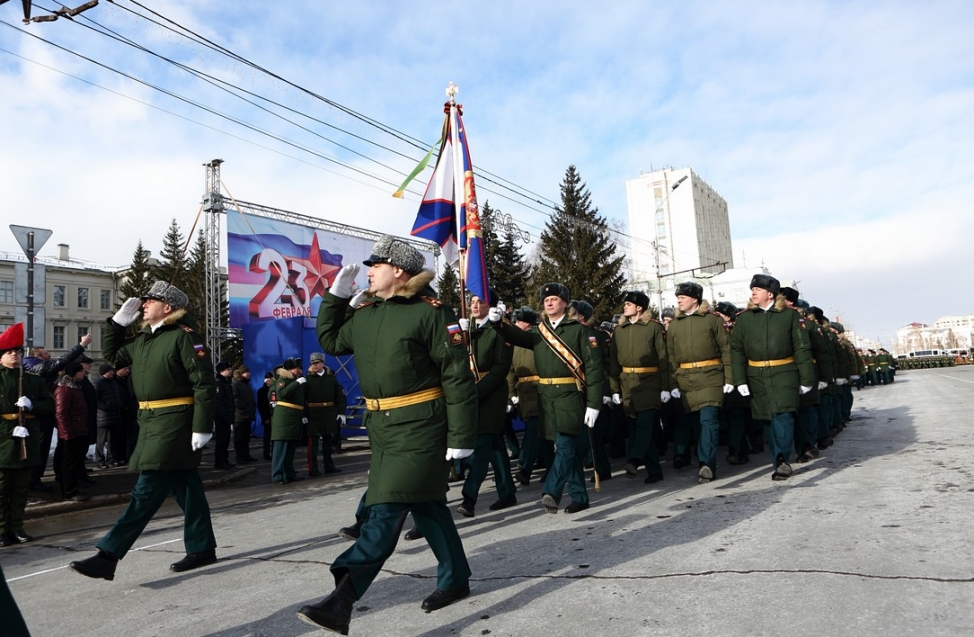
[487,307,503,323]
[330,264,360,299]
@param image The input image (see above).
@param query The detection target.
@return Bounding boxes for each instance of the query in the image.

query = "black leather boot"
[297,574,356,635]
[70,550,119,581]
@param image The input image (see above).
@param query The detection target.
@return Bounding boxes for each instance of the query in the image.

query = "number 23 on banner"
[248,248,311,319]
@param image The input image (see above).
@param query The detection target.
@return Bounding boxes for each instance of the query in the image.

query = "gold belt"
[307,402,335,408]
[477,372,489,379]
[1,413,36,420]
[679,359,720,369]
[622,366,659,374]
[276,401,304,410]
[748,356,795,368]
[364,387,444,411]
[538,377,577,385]
[138,397,193,410]
[518,375,540,383]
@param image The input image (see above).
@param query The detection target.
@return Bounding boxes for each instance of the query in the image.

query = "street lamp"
[652,175,687,312]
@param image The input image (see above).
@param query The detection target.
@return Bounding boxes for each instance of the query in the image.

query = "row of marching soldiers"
[450,272,865,523]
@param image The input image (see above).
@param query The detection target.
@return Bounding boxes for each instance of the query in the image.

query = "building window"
[0,281,12,304]
[78,287,89,309]
[78,326,89,343]
[53,285,65,307]
[53,325,65,349]
[100,289,112,311]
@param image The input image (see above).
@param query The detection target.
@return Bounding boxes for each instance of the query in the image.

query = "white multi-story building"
[626,167,734,301]
[894,316,974,355]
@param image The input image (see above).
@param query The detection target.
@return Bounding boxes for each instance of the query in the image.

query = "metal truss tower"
[203,159,224,360]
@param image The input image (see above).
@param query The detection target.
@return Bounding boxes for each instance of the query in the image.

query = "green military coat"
[103,309,216,471]
[470,321,514,434]
[666,300,732,413]
[306,371,346,436]
[316,270,477,506]
[271,371,306,441]
[0,365,53,468]
[507,346,540,420]
[610,313,671,417]
[799,310,833,407]
[730,296,814,420]
[492,313,605,437]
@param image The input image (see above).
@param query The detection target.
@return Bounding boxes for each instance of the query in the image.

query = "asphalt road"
[3,367,973,637]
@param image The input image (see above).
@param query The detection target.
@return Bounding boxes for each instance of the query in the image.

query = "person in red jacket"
[54,363,91,502]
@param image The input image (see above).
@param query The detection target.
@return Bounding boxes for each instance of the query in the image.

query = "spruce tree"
[435,263,461,313]
[184,229,208,321]
[119,240,152,302]
[530,165,626,321]
[152,218,187,290]
[491,224,528,309]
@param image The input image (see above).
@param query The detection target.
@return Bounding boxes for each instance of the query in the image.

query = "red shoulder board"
[354,301,374,310]
[419,295,442,308]
[180,324,194,333]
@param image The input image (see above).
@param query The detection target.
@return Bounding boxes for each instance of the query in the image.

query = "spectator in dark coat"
[231,366,257,464]
[213,361,235,469]
[23,333,92,491]
[257,371,274,461]
[93,364,123,468]
[55,363,91,501]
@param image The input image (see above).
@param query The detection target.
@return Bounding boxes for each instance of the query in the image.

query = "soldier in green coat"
[299,236,477,634]
[610,291,671,484]
[572,299,614,483]
[806,306,838,450]
[458,291,516,516]
[270,357,307,484]
[1,323,53,547]
[783,292,832,463]
[508,306,552,485]
[70,281,218,580]
[305,353,346,476]
[667,283,733,484]
[730,275,815,481]
[487,282,605,514]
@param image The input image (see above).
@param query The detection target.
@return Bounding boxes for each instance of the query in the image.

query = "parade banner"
[227,212,433,328]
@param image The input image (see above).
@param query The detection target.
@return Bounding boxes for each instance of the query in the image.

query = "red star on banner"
[302,233,338,301]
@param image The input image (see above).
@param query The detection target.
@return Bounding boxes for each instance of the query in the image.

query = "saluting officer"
[305,353,346,476]
[299,235,477,634]
[730,275,815,481]
[609,291,671,485]
[487,282,605,514]
[71,281,218,579]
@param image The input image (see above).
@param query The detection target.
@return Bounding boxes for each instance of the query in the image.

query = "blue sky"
[1,0,973,344]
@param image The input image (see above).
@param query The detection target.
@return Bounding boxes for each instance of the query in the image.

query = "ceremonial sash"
[537,320,586,391]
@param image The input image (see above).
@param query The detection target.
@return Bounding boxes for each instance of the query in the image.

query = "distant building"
[626,166,734,304]
[895,316,974,355]
[0,244,125,360]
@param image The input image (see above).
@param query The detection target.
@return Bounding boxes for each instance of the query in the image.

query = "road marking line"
[6,538,181,583]
[932,373,974,385]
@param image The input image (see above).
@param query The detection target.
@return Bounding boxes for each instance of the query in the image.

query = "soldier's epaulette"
[179,324,194,333]
[648,318,664,326]
[354,301,374,310]
[419,295,442,308]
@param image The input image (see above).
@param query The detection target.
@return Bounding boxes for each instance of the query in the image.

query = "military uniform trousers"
[796,404,818,455]
[756,413,796,468]
[695,406,721,476]
[627,408,663,479]
[97,469,216,559]
[841,385,854,421]
[589,406,613,479]
[0,467,32,535]
[331,500,471,599]
[543,431,590,506]
[234,421,255,463]
[271,440,298,483]
[0,563,31,637]
[461,433,516,505]
[817,393,835,442]
[307,432,338,475]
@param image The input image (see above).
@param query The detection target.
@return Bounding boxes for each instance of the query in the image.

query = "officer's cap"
[141,281,189,310]
[622,291,650,312]
[281,357,302,370]
[661,306,676,319]
[309,352,325,363]
[539,282,570,304]
[674,282,703,302]
[512,306,538,324]
[363,235,425,275]
[832,322,846,334]
[569,299,594,321]
[749,274,781,296]
[809,306,825,324]
[714,301,738,319]
[780,286,800,305]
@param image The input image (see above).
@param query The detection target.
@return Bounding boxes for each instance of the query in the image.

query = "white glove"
[723,384,734,394]
[445,448,474,461]
[349,286,368,308]
[602,395,612,405]
[737,385,750,397]
[584,407,599,428]
[112,297,143,327]
[301,417,309,424]
[670,388,681,399]
[799,385,812,395]
[612,393,622,405]
[660,391,671,404]
[818,381,828,390]
[487,307,503,323]
[506,404,512,413]
[458,318,470,331]
[496,302,507,314]
[296,377,307,385]
[15,396,32,411]
[836,378,848,386]
[12,426,29,438]
[510,395,519,405]
[337,415,346,425]
[330,264,360,299]
[850,375,860,381]
[191,432,212,451]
